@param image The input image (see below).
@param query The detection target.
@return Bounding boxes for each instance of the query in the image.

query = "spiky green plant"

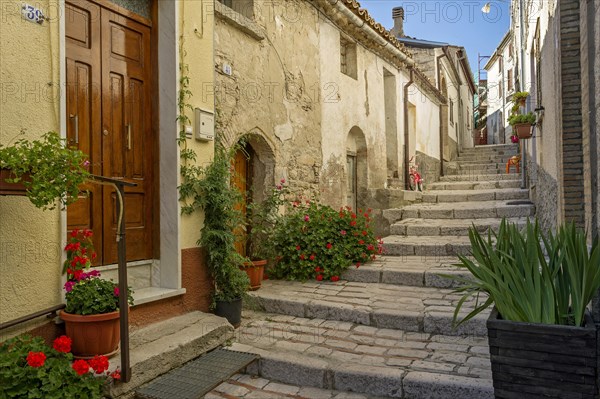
[447,219,600,327]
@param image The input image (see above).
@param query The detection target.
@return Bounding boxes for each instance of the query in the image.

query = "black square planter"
[487,307,598,398]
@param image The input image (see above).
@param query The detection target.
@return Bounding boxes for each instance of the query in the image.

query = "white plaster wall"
[408,83,441,158]
[319,18,392,204]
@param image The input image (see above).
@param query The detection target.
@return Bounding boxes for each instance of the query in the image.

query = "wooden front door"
[66,0,153,265]
[232,148,249,257]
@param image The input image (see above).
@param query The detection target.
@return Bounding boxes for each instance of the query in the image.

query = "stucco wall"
[319,17,397,207]
[526,1,561,231]
[0,0,63,327]
[179,0,215,250]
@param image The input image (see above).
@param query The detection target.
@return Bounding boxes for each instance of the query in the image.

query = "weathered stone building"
[512,0,600,237]
[390,7,476,172]
[215,0,458,233]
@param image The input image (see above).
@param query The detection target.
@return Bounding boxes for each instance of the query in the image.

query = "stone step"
[439,173,521,182]
[422,188,528,203]
[461,144,518,153]
[458,150,518,158]
[226,311,493,398]
[246,280,488,337]
[390,217,529,237]
[209,373,383,399]
[382,235,473,256]
[108,312,234,397]
[383,200,535,224]
[426,180,522,190]
[341,256,470,288]
[454,156,518,164]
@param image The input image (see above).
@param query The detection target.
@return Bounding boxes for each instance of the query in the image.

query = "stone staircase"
[220,144,531,398]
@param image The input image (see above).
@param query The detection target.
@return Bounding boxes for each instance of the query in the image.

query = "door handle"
[126,124,132,150]
[69,114,79,144]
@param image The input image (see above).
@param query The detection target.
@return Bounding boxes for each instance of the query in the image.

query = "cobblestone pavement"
[208,374,378,398]
[247,279,490,336]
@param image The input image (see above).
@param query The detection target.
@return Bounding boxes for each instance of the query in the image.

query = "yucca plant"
[448,218,600,327]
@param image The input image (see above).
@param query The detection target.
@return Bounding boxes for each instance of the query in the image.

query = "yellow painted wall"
[0,0,63,330]
[179,0,215,250]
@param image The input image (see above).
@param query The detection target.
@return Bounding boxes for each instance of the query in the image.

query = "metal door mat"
[135,348,259,399]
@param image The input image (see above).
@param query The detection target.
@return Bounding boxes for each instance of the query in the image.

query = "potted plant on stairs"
[195,140,250,328]
[447,218,600,398]
[243,179,290,290]
[59,229,134,358]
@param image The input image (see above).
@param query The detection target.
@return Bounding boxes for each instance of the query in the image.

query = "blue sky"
[359,1,511,82]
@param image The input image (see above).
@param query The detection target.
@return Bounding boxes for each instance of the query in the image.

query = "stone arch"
[345,126,368,211]
[237,129,276,204]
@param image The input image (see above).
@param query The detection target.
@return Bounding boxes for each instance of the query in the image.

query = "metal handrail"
[0,304,65,331]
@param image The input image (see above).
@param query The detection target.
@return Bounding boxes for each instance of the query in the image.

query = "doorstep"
[107,311,234,398]
[132,287,187,306]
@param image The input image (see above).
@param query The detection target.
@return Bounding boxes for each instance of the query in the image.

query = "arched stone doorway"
[232,132,275,256]
[345,127,367,211]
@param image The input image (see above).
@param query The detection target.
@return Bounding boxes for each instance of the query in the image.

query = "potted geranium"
[242,179,290,290]
[0,131,90,209]
[59,229,133,358]
[0,334,121,398]
[270,201,383,281]
[447,219,600,397]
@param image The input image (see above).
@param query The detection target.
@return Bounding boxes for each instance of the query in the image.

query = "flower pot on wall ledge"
[240,259,266,291]
[513,123,533,139]
[59,310,121,359]
[0,168,29,196]
[487,307,598,398]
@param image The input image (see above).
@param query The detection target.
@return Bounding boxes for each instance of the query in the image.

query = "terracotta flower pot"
[513,123,533,139]
[240,259,266,291]
[60,310,121,359]
[0,168,29,196]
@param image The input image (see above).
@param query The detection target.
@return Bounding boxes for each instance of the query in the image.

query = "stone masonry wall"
[559,0,585,227]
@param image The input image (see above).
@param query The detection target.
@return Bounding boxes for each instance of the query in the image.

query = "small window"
[218,0,254,20]
[507,69,514,92]
[340,37,357,79]
[450,100,454,124]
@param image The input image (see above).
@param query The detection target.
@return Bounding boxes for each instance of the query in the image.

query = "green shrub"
[447,219,600,327]
[271,203,382,281]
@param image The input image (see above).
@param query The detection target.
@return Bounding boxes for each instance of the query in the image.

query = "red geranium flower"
[309,254,316,261]
[26,351,46,368]
[316,274,323,281]
[314,267,321,272]
[111,369,121,380]
[53,335,72,353]
[89,355,109,374]
[367,244,375,251]
[350,220,357,227]
[358,240,365,245]
[326,243,332,249]
[72,359,90,375]
[331,276,340,282]
[295,245,301,251]
[300,254,306,260]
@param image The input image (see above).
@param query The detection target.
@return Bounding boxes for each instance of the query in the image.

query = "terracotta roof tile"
[340,0,413,58]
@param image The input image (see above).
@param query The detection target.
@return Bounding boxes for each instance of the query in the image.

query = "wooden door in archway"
[232,148,249,257]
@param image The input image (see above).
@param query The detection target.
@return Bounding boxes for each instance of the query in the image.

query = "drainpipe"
[403,68,415,190]
[436,51,447,176]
